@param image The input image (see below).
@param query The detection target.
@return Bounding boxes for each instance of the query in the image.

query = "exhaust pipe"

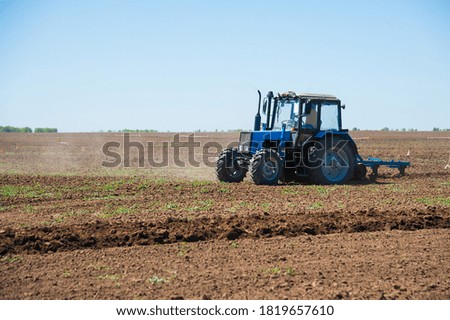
[254,90,262,131]
[266,91,273,131]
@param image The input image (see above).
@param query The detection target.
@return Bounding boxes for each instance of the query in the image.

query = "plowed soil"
[0,131,449,299]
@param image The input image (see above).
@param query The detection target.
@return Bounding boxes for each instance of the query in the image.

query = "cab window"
[303,102,319,129]
[320,102,339,131]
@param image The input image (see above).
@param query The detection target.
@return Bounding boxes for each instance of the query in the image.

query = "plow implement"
[356,155,410,177]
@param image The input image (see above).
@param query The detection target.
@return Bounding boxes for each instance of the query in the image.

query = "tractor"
[216,90,410,185]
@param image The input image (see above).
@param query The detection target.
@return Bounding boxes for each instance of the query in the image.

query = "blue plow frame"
[356,155,410,175]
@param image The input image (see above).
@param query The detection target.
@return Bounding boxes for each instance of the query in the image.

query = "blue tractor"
[216,90,410,185]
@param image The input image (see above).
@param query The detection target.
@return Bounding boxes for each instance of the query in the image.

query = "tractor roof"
[280,91,339,101]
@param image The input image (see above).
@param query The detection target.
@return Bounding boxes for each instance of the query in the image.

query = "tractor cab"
[261,91,343,133]
[216,90,410,185]
[243,91,346,156]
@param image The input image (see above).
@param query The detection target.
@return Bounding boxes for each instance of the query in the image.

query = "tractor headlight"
[238,144,250,153]
[238,132,252,153]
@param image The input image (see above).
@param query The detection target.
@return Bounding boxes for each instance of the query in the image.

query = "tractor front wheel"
[216,148,247,183]
[249,149,282,185]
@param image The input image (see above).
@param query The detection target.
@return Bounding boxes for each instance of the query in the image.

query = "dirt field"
[0,131,449,299]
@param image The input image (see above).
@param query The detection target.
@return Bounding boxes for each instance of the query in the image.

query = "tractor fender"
[312,131,359,158]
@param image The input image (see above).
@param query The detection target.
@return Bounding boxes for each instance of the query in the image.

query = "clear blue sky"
[0,0,449,132]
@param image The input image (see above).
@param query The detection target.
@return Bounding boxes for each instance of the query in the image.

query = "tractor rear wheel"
[216,148,247,183]
[307,139,355,185]
[249,149,282,185]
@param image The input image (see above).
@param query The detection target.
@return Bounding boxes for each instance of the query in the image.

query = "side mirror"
[341,104,346,110]
[304,102,312,115]
[262,98,268,114]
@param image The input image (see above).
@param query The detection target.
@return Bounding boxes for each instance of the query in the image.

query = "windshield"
[273,100,299,130]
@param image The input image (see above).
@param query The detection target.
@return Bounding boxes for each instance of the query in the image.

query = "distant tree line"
[99,129,247,133]
[0,126,58,133]
[197,129,245,133]
[0,126,32,132]
[34,128,58,133]
[380,127,449,132]
[119,129,158,133]
[382,127,418,131]
[98,129,159,133]
[351,127,449,132]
